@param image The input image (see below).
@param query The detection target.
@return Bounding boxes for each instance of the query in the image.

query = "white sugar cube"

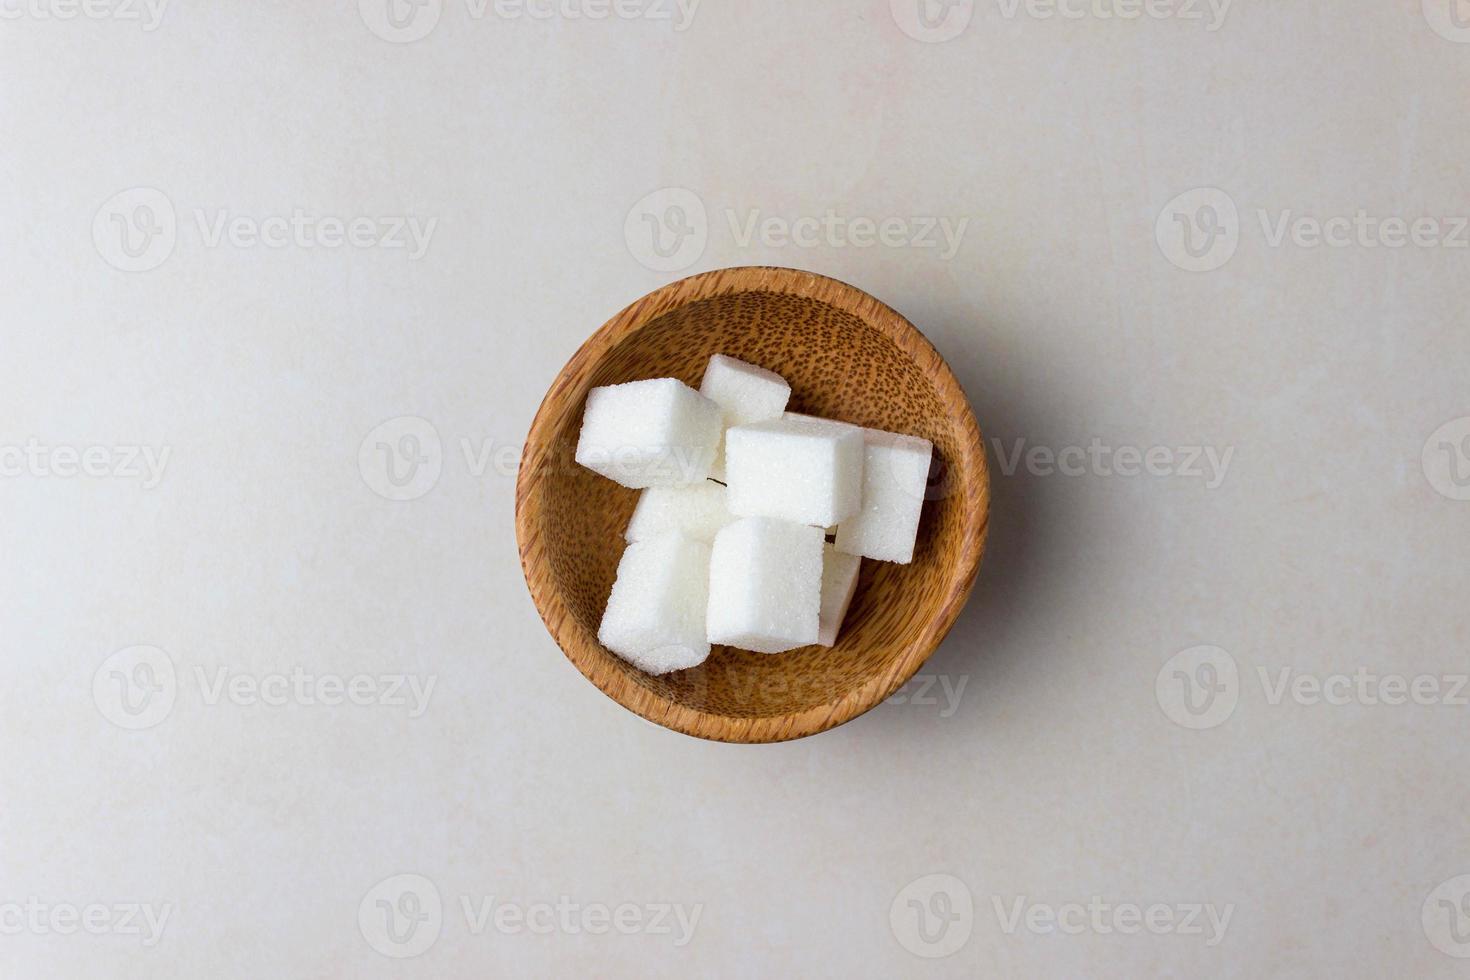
[574,378,722,489]
[817,544,862,646]
[706,517,823,654]
[699,355,791,481]
[625,481,736,544]
[833,429,933,564]
[598,531,712,675]
[724,415,864,527]
[701,354,791,424]
[782,411,861,432]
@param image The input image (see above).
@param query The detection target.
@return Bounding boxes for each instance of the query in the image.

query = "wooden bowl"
[515,267,989,743]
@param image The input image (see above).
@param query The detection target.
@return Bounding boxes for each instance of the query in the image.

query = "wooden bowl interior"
[529,285,975,724]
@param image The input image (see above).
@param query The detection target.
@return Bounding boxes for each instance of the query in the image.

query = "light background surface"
[3,1,1469,976]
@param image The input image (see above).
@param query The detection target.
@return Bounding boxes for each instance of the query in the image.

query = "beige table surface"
[3,1,1469,976]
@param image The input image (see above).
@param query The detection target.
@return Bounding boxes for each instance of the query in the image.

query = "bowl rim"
[515,266,990,743]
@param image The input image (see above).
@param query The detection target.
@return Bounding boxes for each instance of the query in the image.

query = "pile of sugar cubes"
[575,354,933,676]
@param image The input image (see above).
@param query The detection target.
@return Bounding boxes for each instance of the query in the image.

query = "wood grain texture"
[515,267,990,743]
